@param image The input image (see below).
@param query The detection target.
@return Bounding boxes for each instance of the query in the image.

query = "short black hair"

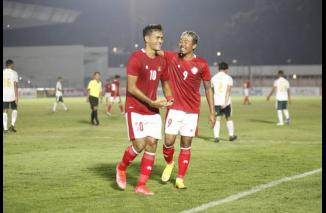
[114,74,120,79]
[57,76,62,80]
[218,62,229,71]
[94,71,101,75]
[278,70,284,76]
[143,24,162,39]
[6,59,14,66]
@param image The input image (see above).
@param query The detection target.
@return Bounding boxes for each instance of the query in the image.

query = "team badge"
[191,67,198,74]
[145,65,149,69]
[157,66,161,72]
[177,64,181,68]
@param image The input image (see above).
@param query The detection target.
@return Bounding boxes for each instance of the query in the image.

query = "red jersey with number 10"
[125,49,169,115]
[165,51,211,114]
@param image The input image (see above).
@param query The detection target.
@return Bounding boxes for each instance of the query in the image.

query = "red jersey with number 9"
[164,51,211,114]
[125,49,169,115]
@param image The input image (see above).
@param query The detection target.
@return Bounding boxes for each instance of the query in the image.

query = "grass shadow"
[77,119,92,125]
[196,135,214,142]
[249,119,275,124]
[197,135,228,142]
[88,162,166,190]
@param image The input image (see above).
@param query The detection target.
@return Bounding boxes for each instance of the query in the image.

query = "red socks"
[163,144,175,164]
[177,147,191,179]
[137,152,155,186]
[118,145,138,171]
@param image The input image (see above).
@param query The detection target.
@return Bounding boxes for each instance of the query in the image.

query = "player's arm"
[99,85,103,103]
[267,86,276,101]
[127,75,165,108]
[203,80,216,128]
[86,82,91,102]
[161,80,174,107]
[14,81,19,104]
[224,85,232,108]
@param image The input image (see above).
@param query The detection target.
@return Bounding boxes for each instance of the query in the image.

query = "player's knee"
[164,134,176,146]
[132,140,147,152]
[180,136,192,148]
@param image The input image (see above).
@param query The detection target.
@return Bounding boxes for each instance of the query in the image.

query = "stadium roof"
[3,1,81,30]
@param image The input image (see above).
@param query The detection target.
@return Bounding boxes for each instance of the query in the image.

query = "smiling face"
[178,32,198,56]
[145,30,164,52]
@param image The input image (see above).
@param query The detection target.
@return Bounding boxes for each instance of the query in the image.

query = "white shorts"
[165,109,199,137]
[244,89,249,96]
[110,96,121,103]
[126,112,162,141]
[104,93,111,99]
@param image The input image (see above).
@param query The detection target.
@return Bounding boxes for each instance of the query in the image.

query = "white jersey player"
[53,77,68,112]
[211,62,237,143]
[3,59,19,133]
[267,70,291,126]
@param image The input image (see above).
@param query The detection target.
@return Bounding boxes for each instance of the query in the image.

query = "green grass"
[3,96,322,213]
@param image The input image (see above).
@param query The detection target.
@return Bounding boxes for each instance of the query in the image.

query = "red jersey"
[165,51,211,113]
[125,49,169,115]
[244,80,251,88]
[111,79,120,96]
[104,83,111,93]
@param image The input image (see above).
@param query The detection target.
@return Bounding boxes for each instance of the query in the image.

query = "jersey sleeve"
[13,72,18,83]
[200,61,211,81]
[127,54,142,76]
[87,81,92,90]
[160,60,169,81]
[164,51,177,62]
[228,77,233,86]
[273,80,277,87]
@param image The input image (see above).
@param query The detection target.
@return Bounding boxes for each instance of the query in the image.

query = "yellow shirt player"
[87,71,102,125]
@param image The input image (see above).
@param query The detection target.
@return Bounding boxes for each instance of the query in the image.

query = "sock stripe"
[163,144,174,149]
[131,145,139,155]
[180,147,192,150]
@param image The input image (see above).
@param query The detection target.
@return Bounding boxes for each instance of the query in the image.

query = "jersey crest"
[191,67,198,75]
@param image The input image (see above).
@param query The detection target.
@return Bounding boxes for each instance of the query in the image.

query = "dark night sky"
[3,0,322,66]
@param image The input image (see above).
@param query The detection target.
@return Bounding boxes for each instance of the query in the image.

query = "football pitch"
[3,96,322,213]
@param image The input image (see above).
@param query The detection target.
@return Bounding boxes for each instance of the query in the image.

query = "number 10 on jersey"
[150,70,157,80]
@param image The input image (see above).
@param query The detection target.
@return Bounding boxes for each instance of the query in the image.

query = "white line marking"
[179,168,322,213]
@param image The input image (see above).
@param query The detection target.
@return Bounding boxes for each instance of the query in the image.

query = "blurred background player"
[103,78,112,115]
[87,71,102,125]
[211,62,237,143]
[116,24,173,196]
[243,79,251,105]
[53,76,68,112]
[267,70,291,126]
[159,31,216,189]
[3,59,19,133]
[107,75,124,115]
